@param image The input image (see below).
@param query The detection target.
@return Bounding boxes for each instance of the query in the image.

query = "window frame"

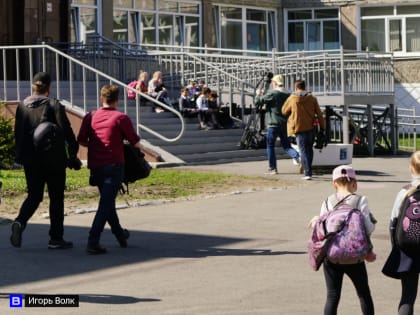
[359,4,420,56]
[284,7,341,52]
[214,4,277,52]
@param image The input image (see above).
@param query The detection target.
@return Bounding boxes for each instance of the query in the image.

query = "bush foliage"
[0,102,16,169]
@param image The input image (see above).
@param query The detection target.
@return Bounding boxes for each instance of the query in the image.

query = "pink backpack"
[127,80,138,100]
[308,194,371,270]
[325,195,371,264]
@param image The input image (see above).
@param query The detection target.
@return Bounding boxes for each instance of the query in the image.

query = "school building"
[1,0,420,105]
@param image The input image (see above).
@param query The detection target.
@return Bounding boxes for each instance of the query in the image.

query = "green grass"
[398,135,420,150]
[0,167,249,200]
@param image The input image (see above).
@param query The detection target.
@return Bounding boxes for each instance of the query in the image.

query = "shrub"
[0,102,16,169]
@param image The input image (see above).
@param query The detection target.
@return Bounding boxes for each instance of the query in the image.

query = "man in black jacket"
[12,72,79,249]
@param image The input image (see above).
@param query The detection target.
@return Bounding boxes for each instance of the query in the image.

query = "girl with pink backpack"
[308,165,377,315]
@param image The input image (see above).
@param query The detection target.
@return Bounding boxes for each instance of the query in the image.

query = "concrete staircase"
[1,80,289,166]
[128,104,289,165]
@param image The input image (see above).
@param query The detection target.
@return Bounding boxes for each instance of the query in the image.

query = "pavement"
[0,154,416,314]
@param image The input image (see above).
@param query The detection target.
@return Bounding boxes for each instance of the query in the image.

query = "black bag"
[33,121,61,152]
[123,143,152,184]
[32,101,66,166]
[395,185,420,257]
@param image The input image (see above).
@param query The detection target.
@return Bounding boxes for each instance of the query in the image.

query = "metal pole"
[367,104,374,156]
[340,46,349,144]
[389,103,397,154]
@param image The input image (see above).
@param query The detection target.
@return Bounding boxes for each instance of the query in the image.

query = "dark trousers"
[399,272,419,315]
[88,164,125,245]
[16,163,66,240]
[296,129,315,177]
[323,259,374,315]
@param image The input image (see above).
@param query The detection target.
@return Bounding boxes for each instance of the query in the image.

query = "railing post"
[272,48,276,72]
[342,105,349,144]
[389,103,397,154]
[414,107,417,152]
[367,104,374,156]
[340,46,345,97]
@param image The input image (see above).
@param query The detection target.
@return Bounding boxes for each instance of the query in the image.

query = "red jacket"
[77,107,140,169]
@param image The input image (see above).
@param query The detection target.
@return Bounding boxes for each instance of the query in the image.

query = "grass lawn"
[0,166,288,220]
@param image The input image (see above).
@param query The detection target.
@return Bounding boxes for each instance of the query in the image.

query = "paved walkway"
[0,155,416,314]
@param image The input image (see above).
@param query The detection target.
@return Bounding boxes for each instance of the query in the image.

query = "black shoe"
[87,244,107,255]
[48,239,73,249]
[10,221,23,248]
[116,229,130,248]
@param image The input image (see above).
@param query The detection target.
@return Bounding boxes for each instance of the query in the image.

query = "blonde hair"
[137,70,148,82]
[410,151,420,175]
[152,71,162,81]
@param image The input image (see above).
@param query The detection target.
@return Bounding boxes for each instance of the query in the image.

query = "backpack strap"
[326,193,359,212]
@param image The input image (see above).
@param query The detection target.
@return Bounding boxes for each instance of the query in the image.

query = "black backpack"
[32,100,65,163]
[395,185,420,256]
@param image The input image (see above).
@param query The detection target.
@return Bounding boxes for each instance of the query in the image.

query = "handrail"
[0,44,185,142]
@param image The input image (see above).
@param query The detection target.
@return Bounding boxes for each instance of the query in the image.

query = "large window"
[71,0,200,47]
[360,5,420,55]
[115,0,200,47]
[70,1,98,42]
[214,5,276,52]
[286,8,340,51]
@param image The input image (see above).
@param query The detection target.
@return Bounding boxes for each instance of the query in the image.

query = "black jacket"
[14,95,78,167]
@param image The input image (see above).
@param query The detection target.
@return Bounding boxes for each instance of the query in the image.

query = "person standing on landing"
[282,80,326,180]
[77,85,141,255]
[382,151,420,315]
[255,74,300,175]
[12,72,79,249]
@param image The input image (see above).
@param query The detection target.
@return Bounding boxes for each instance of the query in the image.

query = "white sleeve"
[391,189,407,220]
[358,195,375,235]
[196,96,203,110]
[320,199,328,216]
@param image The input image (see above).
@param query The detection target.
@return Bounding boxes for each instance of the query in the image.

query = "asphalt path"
[0,155,415,314]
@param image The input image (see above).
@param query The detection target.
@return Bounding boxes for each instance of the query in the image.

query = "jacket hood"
[292,91,311,97]
[23,95,49,108]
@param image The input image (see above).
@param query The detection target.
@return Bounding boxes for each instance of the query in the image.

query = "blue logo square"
[10,294,23,308]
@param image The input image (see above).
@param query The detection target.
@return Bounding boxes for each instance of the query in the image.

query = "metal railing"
[397,107,420,152]
[0,44,185,142]
[0,41,398,154]
[324,104,397,155]
[54,36,394,106]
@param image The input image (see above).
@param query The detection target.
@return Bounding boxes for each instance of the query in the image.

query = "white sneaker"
[292,158,301,166]
[301,176,312,180]
[265,169,278,175]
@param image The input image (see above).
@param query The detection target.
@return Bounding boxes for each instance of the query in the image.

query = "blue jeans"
[89,164,125,245]
[266,125,300,171]
[296,130,315,177]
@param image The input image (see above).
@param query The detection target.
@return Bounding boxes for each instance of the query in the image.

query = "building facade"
[2,0,420,85]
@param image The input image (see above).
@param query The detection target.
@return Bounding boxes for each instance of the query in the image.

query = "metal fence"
[50,36,394,107]
[0,44,185,142]
[397,107,420,152]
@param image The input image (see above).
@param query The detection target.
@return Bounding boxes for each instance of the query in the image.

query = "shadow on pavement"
[0,223,301,288]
